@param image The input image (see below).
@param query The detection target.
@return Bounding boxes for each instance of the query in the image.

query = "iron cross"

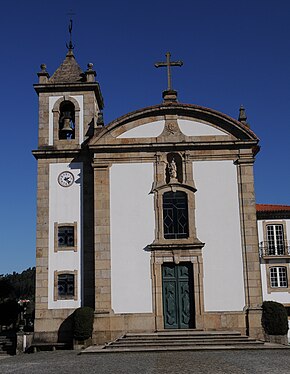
[155,52,183,91]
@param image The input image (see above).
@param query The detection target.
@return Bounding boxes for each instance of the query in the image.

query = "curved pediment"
[89,103,259,148]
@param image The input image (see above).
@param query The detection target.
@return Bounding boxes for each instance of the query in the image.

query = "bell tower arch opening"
[58,100,75,140]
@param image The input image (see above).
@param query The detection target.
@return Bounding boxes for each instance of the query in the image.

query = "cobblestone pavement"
[1,350,290,374]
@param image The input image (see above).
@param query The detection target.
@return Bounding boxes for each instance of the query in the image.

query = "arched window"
[163,191,189,239]
[59,101,75,140]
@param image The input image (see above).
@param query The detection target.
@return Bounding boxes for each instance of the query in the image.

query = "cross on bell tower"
[155,52,183,102]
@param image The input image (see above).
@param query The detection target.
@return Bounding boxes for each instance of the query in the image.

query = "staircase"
[82,330,288,353]
[0,333,16,355]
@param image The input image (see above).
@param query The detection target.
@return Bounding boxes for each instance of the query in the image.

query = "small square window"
[54,222,77,252]
[54,271,77,301]
[58,274,75,298]
[58,226,74,247]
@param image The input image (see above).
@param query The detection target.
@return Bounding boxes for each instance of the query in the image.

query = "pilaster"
[235,156,263,338]
[92,161,112,313]
[34,159,49,330]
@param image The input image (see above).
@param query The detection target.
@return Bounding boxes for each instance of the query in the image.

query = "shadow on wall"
[57,313,74,345]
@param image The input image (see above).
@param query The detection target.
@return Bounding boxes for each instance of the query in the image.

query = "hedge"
[261,301,288,336]
[73,306,94,340]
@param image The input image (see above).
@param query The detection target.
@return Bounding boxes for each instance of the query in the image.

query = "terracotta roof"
[256,204,290,220]
[48,50,84,84]
[256,204,290,212]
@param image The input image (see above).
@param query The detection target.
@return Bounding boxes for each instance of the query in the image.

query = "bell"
[61,111,74,134]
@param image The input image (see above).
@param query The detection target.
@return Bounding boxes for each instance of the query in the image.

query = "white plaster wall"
[73,95,84,144]
[110,163,154,313]
[48,162,82,309]
[257,220,263,242]
[117,120,164,138]
[48,95,84,145]
[194,160,245,311]
[178,119,227,136]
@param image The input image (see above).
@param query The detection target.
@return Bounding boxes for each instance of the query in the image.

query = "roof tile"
[48,50,84,84]
[256,204,290,212]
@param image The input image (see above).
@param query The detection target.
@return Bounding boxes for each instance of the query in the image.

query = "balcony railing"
[259,241,290,257]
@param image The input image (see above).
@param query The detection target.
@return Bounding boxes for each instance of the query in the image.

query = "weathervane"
[155,52,183,91]
[66,14,75,50]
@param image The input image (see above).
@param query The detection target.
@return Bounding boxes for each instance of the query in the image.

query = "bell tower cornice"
[33,81,104,110]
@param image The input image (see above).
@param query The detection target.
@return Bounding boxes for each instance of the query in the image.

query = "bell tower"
[34,48,104,149]
[33,41,104,341]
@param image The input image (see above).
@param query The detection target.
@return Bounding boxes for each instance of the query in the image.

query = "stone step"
[124,330,242,338]
[110,338,263,347]
[82,343,290,354]
[121,335,251,341]
[107,341,264,348]
[81,330,289,354]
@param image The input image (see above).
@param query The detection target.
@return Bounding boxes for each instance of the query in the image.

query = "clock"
[58,171,74,187]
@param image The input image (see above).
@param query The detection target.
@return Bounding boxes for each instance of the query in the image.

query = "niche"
[166,153,183,184]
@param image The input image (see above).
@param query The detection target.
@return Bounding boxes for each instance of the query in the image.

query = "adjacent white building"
[257,204,290,339]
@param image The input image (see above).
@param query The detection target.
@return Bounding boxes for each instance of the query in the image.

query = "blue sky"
[0,0,289,274]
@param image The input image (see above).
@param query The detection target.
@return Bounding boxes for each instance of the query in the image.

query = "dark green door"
[162,263,195,329]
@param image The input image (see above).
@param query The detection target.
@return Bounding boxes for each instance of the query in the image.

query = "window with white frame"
[270,267,288,288]
[266,224,285,255]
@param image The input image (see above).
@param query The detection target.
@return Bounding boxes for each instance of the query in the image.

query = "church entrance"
[162,262,195,329]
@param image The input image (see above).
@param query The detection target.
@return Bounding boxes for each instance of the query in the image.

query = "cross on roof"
[155,52,183,91]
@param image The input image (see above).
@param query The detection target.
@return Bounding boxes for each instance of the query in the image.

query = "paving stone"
[1,350,290,374]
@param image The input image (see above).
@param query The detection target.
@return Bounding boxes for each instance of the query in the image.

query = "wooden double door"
[162,262,195,329]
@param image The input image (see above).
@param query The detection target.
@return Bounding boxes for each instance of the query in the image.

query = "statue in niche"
[168,157,178,180]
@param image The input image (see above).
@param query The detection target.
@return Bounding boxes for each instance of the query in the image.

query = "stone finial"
[85,62,96,82]
[238,105,250,127]
[96,111,104,127]
[37,63,50,83]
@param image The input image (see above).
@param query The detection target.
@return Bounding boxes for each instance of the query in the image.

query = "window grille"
[163,191,189,239]
[267,224,285,255]
[58,274,75,297]
[270,267,288,288]
[58,226,74,247]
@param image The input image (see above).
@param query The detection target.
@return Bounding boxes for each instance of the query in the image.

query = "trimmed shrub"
[262,301,288,335]
[73,307,94,340]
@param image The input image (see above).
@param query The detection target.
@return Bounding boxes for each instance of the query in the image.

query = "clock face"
[58,171,74,187]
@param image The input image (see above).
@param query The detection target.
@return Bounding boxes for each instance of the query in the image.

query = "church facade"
[33,49,264,344]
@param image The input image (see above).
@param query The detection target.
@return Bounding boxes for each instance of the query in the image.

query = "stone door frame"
[150,248,205,331]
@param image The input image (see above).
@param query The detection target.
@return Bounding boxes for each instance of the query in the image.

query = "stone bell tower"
[33,41,104,342]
